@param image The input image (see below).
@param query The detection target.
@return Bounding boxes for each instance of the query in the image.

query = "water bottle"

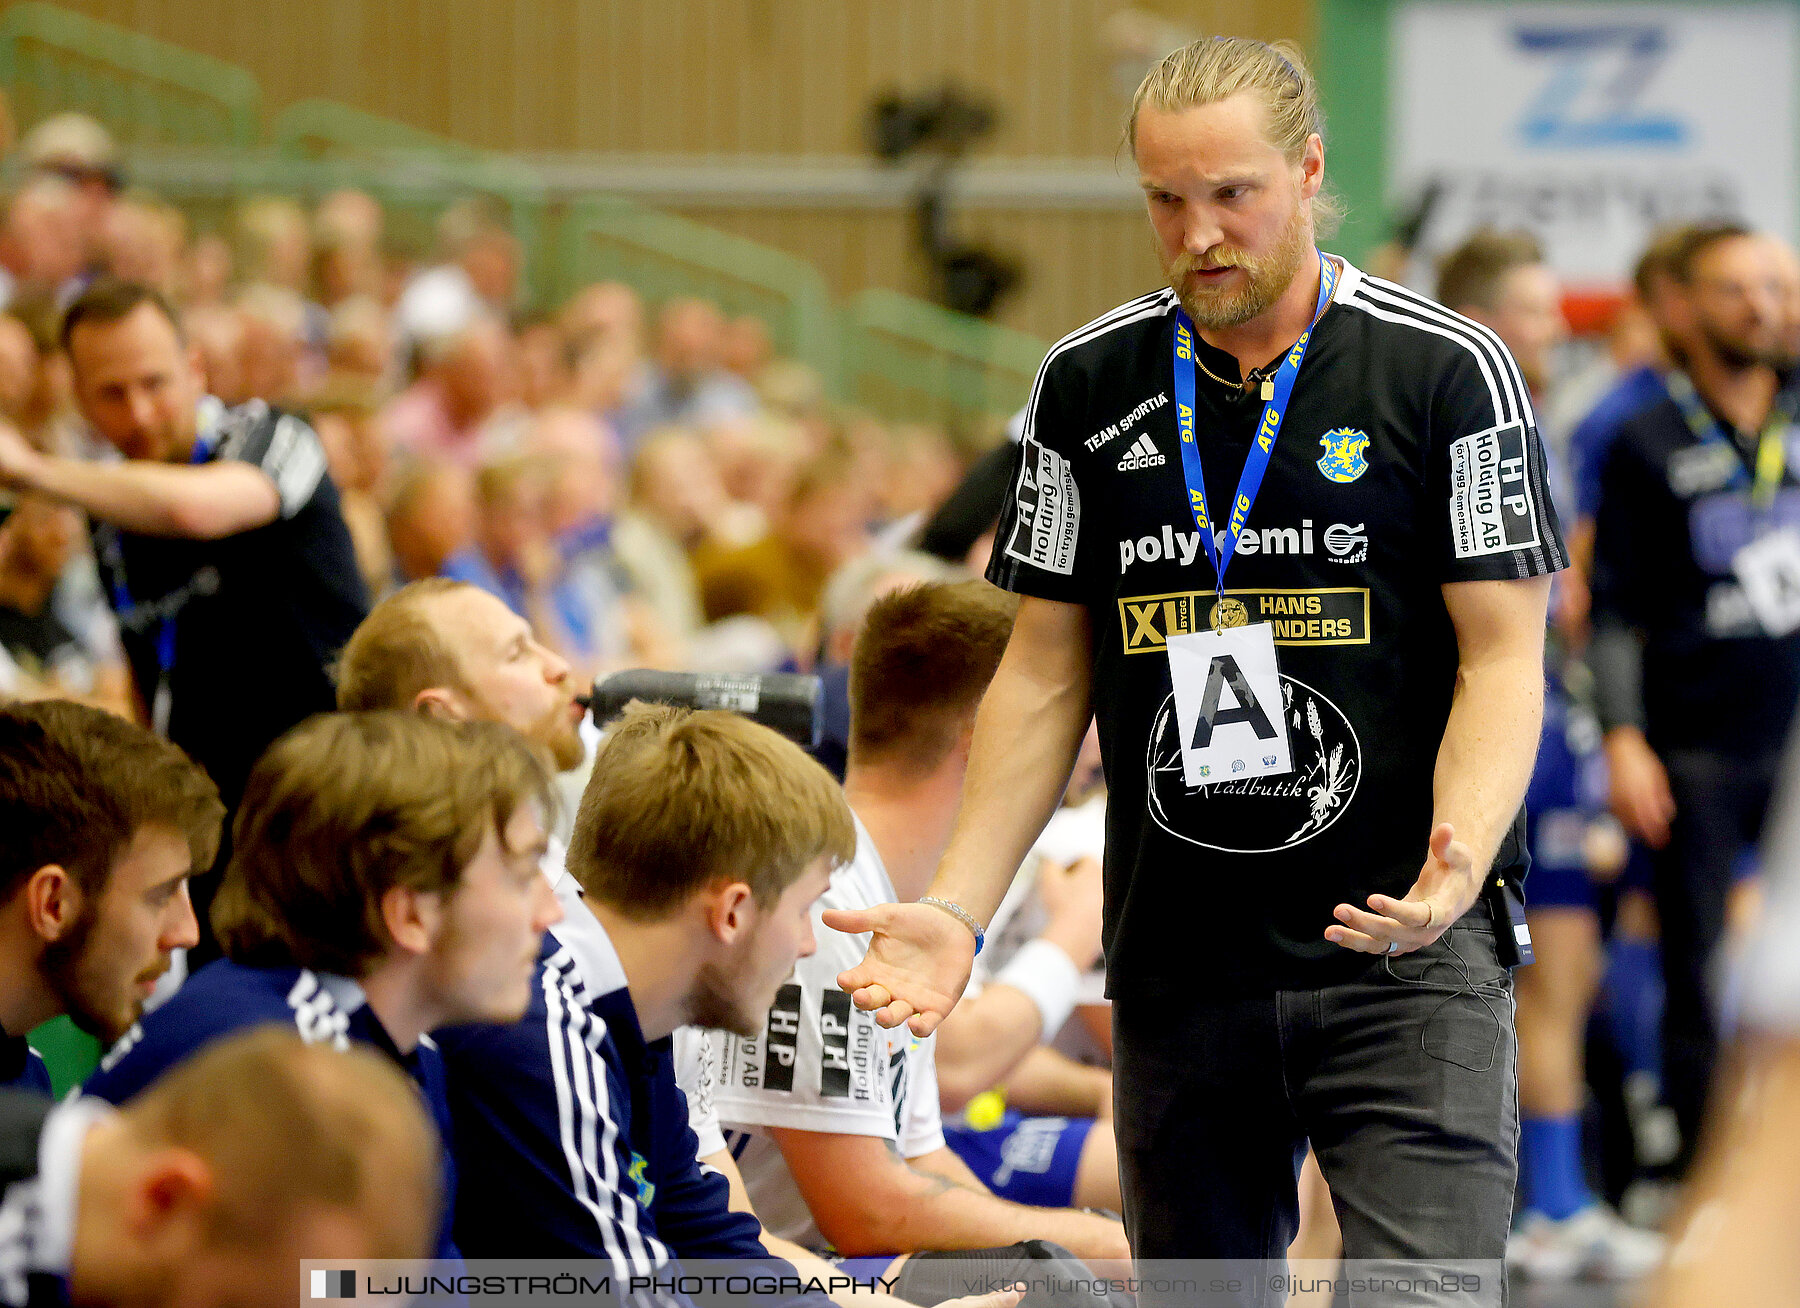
[582,669,824,748]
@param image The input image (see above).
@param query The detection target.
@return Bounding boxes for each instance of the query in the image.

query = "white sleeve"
[898,1038,945,1160]
[672,1027,728,1159]
[711,896,901,1141]
[214,402,327,519]
[1033,798,1107,867]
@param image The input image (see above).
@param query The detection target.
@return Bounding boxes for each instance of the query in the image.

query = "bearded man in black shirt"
[1591,223,1800,1178]
[0,280,367,966]
[834,38,1563,1305]
[0,279,367,807]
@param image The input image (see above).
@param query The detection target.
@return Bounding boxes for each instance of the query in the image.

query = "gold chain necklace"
[1192,353,1275,401]
[1187,259,1341,402]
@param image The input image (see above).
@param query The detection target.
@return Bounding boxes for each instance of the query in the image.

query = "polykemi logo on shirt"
[1118,519,1366,572]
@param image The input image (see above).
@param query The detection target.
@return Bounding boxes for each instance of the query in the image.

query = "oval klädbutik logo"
[1145,675,1362,852]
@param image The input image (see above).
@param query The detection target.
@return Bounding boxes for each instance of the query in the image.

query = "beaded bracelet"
[918,896,985,955]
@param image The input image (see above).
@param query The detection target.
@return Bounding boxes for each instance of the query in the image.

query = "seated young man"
[1,1028,442,1308]
[0,699,222,1091]
[82,711,562,1258]
[700,582,1128,1272]
[339,581,1018,1308]
[435,703,862,1300]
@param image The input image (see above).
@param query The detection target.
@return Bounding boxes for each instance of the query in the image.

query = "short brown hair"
[59,276,183,355]
[849,581,1017,774]
[1435,230,1545,315]
[123,1027,440,1258]
[569,702,855,919]
[212,712,553,975]
[335,578,474,711]
[1633,223,1701,301]
[0,700,223,903]
[1666,221,1756,285]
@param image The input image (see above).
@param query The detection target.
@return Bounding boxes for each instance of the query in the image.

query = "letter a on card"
[1167,623,1293,787]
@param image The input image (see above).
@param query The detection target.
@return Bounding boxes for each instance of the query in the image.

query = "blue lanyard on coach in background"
[1665,369,1789,512]
[105,429,218,732]
[1172,253,1338,602]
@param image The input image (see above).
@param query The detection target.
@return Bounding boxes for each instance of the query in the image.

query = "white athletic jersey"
[705,815,945,1249]
[540,836,616,981]
[971,795,1109,1010]
[673,1026,727,1159]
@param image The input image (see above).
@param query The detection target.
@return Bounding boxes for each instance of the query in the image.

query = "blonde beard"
[1164,203,1311,331]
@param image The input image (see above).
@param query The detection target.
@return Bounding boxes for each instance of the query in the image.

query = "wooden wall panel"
[14,0,1308,337]
[28,0,1311,156]
[667,206,1164,341]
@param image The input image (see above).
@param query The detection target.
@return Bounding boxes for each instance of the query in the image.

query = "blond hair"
[123,1027,440,1257]
[335,578,475,712]
[569,702,855,919]
[1129,37,1342,238]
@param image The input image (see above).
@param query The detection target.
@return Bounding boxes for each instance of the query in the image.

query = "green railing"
[269,99,550,299]
[846,289,1043,424]
[2,2,1046,422]
[0,1,260,148]
[557,198,844,392]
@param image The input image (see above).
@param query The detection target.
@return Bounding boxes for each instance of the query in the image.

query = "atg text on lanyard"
[1173,253,1338,619]
[1164,254,1336,788]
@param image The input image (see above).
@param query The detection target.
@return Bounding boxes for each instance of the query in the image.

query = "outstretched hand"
[1325,821,1474,957]
[827,900,978,1037]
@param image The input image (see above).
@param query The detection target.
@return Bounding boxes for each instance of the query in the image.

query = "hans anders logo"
[1317,428,1369,484]
[1118,434,1165,471]
[310,1271,356,1300]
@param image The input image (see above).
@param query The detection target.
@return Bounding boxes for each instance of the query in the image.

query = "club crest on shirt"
[628,1150,656,1207]
[1316,428,1370,484]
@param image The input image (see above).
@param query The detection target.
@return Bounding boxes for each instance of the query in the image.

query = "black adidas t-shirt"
[987,260,1566,995]
[95,399,369,805]
[1591,385,1800,758]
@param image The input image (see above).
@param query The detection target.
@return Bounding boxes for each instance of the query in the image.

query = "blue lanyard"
[1172,253,1338,599]
[1665,370,1789,511]
[106,431,218,675]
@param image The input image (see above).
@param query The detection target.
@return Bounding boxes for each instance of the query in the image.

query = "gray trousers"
[1113,920,1517,1308]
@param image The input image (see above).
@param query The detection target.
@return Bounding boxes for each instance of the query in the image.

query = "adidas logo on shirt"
[1118,434,1166,471]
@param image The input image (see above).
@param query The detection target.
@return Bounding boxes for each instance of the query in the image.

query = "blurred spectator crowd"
[7,100,1800,1307]
[0,113,984,710]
